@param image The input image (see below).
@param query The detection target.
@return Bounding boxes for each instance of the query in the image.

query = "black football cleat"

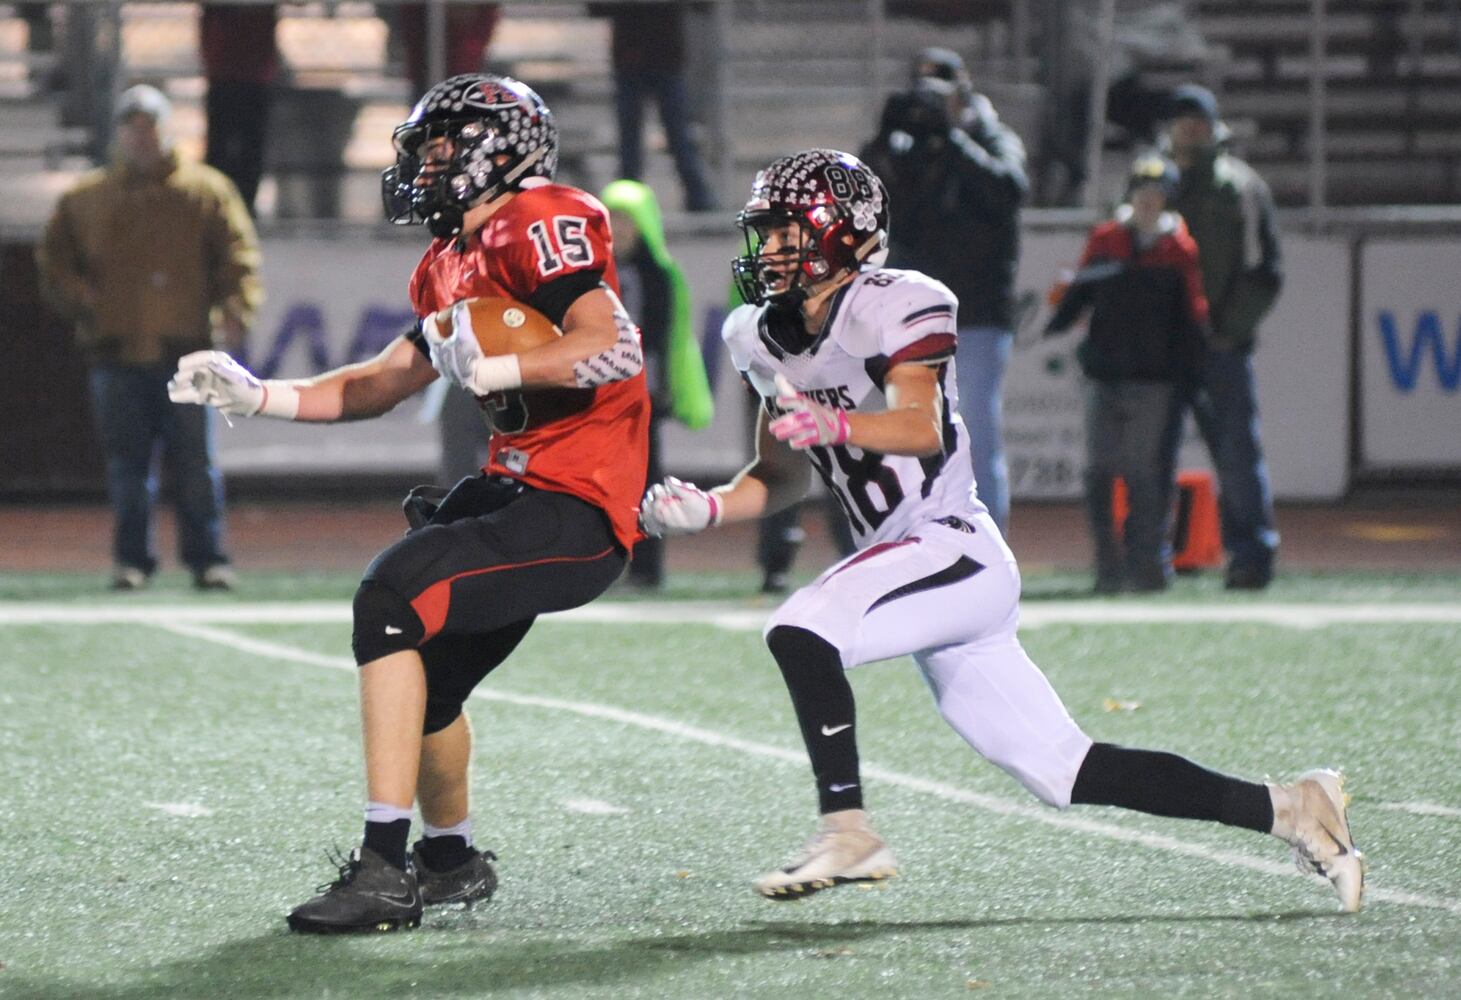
[286,846,423,934]
[409,842,499,906]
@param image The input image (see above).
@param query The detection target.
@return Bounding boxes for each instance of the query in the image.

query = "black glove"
[402,484,452,532]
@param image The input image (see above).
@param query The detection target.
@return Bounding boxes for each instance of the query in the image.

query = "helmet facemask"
[732,210,837,307]
[381,74,557,239]
[730,149,890,307]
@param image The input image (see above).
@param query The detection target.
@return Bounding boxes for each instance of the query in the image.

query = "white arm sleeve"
[572,297,644,388]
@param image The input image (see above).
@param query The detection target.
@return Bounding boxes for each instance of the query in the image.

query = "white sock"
[423,817,474,846]
[364,801,413,825]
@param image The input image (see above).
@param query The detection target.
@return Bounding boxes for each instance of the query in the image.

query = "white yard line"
[1378,801,1461,819]
[152,619,1461,916]
[3,599,1461,630]
[563,799,630,816]
[143,801,214,818]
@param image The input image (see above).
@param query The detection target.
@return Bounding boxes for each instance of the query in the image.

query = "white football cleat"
[1272,769,1366,912]
[755,809,898,900]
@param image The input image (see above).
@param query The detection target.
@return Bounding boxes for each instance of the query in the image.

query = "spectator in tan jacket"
[37,85,262,591]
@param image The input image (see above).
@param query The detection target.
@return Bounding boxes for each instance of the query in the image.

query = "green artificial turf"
[0,572,1458,998]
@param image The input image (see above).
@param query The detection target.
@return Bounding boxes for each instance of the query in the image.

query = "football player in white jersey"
[639,149,1364,912]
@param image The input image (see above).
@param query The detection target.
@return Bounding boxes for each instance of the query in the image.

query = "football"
[429,297,561,355]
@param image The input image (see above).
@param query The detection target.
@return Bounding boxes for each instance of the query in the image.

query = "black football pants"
[355,474,626,732]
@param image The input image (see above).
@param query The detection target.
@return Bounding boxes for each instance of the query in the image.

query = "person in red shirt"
[394,2,502,99]
[1045,154,1209,592]
[169,74,650,933]
[200,3,278,213]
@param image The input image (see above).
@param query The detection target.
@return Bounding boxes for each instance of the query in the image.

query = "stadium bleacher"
[4,1,1456,219]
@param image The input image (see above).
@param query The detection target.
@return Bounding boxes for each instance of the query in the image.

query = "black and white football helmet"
[382,74,558,238]
[732,149,890,306]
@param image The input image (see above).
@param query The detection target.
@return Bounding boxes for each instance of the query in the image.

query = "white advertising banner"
[217,237,434,474]
[1246,234,1352,499]
[223,228,1352,499]
[1359,239,1461,469]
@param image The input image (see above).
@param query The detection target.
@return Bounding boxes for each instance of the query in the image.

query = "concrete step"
[1252,154,1461,206]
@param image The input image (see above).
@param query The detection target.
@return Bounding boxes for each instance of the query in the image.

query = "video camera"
[877,77,954,153]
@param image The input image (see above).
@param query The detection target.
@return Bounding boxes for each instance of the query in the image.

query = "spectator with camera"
[1044,155,1209,593]
[860,48,1027,534]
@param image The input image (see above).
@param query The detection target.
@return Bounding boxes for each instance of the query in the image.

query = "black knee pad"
[351,580,425,664]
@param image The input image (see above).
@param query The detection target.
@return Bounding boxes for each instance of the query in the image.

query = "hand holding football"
[429,297,561,355]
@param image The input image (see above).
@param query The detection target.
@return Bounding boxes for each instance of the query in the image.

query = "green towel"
[600,180,714,429]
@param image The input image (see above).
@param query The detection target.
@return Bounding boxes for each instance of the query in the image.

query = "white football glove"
[168,351,261,416]
[768,374,852,449]
[638,476,723,538]
[168,351,300,420]
[421,301,521,396]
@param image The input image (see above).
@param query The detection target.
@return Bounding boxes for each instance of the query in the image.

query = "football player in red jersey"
[169,74,651,933]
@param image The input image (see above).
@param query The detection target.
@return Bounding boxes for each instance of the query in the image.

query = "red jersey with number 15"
[408,180,650,550]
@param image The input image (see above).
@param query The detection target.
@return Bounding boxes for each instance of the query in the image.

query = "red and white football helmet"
[732,149,890,305]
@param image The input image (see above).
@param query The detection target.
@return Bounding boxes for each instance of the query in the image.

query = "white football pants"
[765,512,1094,808]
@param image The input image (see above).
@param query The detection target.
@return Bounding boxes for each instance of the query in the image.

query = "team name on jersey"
[770,385,857,414]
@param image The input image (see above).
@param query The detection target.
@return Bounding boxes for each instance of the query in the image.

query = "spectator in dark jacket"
[1163,84,1282,589]
[395,3,502,98]
[1046,154,1209,593]
[589,2,718,212]
[201,3,278,213]
[860,47,1027,533]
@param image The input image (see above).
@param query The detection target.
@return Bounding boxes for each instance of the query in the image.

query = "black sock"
[416,834,473,872]
[362,818,411,870]
[766,625,863,814]
[1070,742,1274,833]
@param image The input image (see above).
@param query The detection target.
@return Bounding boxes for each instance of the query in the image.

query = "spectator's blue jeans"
[1186,348,1279,574]
[89,364,229,575]
[614,69,716,211]
[954,325,1012,534]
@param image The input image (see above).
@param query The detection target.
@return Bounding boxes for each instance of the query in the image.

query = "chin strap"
[424,145,552,239]
[427,204,465,239]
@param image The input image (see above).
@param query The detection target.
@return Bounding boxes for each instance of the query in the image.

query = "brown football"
[429,297,561,355]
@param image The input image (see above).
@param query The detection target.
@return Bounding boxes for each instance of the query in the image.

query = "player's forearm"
[511,285,643,389]
[846,407,942,457]
[713,462,809,524]
[707,475,769,524]
[514,323,619,388]
[281,354,430,422]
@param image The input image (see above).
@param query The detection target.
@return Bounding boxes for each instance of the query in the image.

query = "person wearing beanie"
[1162,83,1283,590]
[1045,153,1210,593]
[36,84,260,591]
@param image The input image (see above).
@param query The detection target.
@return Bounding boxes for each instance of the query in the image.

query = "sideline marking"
[1379,801,1461,819]
[152,619,1461,916]
[563,798,630,816]
[3,599,1461,631]
[143,802,213,818]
